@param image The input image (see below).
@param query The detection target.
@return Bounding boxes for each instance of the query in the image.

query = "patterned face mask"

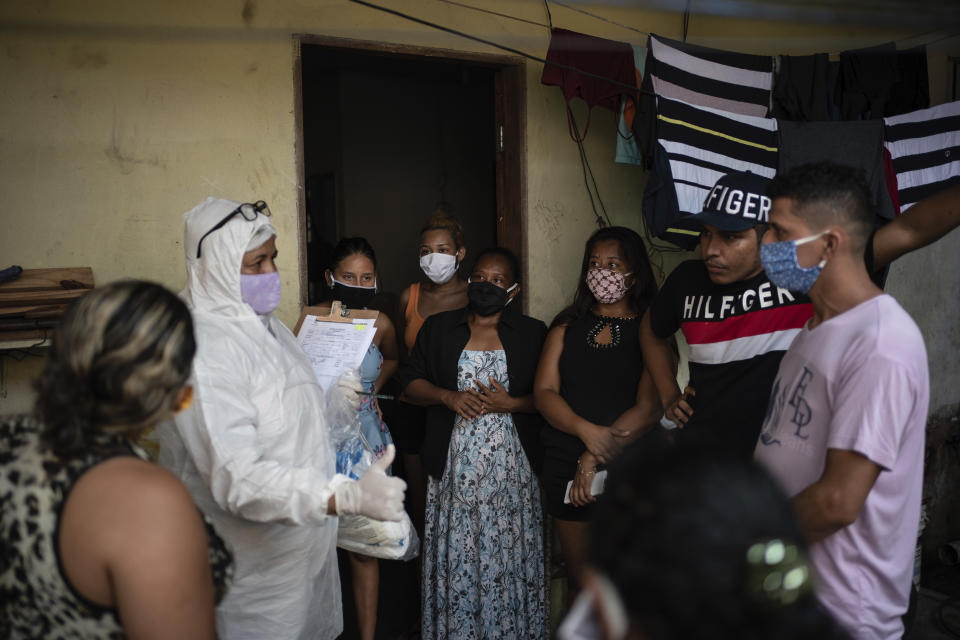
[586,268,632,304]
[759,231,827,294]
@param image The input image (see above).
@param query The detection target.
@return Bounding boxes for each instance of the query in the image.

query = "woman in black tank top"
[534,226,664,605]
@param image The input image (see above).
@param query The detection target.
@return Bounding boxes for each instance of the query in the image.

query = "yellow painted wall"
[1,0,958,413]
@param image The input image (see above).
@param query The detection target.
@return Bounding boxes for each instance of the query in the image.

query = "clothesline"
[349,0,644,94]
[354,0,957,102]
[432,0,955,56]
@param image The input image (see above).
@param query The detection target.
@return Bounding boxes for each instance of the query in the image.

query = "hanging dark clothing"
[541,28,637,140]
[642,142,700,250]
[836,42,899,120]
[883,46,930,118]
[771,53,831,121]
[778,119,896,219]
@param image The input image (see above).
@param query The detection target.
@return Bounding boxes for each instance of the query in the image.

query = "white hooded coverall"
[156,197,343,639]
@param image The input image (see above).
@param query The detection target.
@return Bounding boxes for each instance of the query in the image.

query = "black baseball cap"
[682,171,773,231]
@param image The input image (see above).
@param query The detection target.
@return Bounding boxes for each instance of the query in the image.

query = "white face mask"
[419,252,458,284]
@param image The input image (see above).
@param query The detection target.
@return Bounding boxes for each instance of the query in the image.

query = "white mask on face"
[419,252,458,284]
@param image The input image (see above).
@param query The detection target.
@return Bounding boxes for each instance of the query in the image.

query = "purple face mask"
[240,272,281,315]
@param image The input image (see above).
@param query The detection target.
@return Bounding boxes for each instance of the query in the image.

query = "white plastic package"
[326,372,419,561]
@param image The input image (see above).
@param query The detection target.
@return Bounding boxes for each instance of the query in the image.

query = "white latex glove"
[333,445,407,521]
[333,370,364,411]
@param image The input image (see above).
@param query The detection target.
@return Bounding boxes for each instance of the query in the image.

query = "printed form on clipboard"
[294,301,379,391]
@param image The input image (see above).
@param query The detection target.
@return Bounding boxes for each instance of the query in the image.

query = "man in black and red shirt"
[641,170,960,458]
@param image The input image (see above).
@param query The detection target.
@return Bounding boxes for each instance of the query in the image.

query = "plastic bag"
[326,371,420,561]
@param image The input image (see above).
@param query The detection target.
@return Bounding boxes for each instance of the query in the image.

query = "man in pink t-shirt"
[754,162,929,640]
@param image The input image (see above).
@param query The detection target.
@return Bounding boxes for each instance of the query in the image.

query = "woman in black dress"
[534,226,663,603]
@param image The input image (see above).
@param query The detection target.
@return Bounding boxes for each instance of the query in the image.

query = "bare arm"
[374,313,399,392]
[533,325,618,463]
[395,286,411,362]
[792,449,882,543]
[640,311,692,425]
[610,365,665,446]
[872,182,960,271]
[60,459,218,640]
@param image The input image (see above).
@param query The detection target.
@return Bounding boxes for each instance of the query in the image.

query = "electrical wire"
[568,104,612,228]
[548,0,649,36]
[433,0,550,29]
[544,0,553,31]
[350,0,955,106]
[348,0,643,95]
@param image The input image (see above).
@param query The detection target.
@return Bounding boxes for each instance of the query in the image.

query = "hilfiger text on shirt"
[682,282,798,321]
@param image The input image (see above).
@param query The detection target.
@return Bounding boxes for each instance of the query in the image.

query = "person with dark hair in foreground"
[756,163,929,640]
[0,281,232,639]
[569,442,849,640]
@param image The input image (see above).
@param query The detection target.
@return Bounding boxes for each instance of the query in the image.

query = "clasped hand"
[441,377,514,421]
[578,423,623,464]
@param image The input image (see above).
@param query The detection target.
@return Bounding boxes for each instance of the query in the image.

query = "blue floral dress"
[358,342,393,460]
[422,350,546,640]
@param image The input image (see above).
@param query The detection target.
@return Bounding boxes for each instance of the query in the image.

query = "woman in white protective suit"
[155,196,406,640]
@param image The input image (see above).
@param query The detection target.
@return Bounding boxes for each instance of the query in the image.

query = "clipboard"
[294,301,380,391]
[294,300,379,334]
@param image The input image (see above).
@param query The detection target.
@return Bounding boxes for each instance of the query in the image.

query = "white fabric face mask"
[419,252,458,284]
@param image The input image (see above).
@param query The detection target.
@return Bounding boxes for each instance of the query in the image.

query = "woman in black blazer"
[398,247,547,640]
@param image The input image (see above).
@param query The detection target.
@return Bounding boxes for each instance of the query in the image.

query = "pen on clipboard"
[358,391,394,400]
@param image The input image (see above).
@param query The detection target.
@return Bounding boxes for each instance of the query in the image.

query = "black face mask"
[329,278,377,309]
[467,281,517,317]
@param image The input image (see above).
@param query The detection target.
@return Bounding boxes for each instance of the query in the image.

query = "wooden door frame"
[292,34,528,310]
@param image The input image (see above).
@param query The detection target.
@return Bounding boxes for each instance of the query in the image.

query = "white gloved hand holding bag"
[333,445,407,521]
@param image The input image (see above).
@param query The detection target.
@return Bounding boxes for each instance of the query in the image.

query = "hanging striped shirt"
[657,97,779,217]
[884,100,960,211]
[648,34,773,118]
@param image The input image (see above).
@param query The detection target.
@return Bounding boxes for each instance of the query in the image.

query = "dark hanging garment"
[836,42,899,120]
[771,53,831,121]
[826,60,843,121]
[884,100,960,211]
[778,119,896,219]
[541,28,637,141]
[642,142,701,250]
[883,46,930,117]
[631,46,658,168]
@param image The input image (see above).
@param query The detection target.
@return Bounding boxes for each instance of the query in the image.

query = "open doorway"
[295,36,526,321]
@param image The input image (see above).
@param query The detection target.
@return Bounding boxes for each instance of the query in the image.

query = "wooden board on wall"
[0,267,94,292]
